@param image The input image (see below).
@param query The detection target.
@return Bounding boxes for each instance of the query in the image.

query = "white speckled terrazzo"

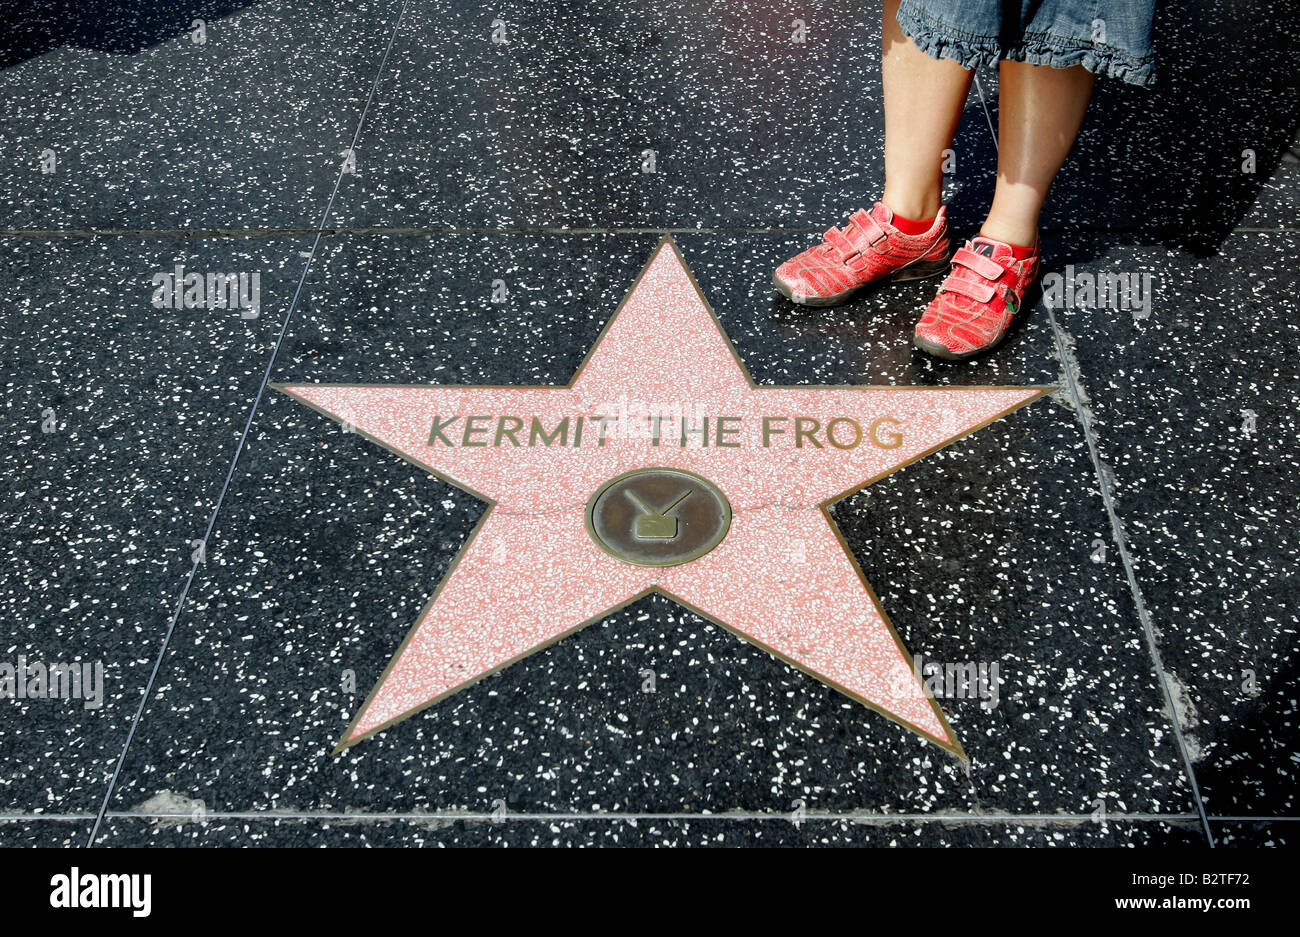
[1,0,1295,848]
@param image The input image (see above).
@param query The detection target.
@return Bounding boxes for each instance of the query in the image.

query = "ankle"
[891,212,936,236]
[977,215,1038,252]
[881,186,942,224]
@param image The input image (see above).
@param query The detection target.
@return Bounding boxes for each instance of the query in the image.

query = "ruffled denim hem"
[896,4,1156,88]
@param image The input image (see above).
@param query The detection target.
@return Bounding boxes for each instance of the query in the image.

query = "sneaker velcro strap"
[824,227,875,271]
[952,247,1006,281]
[848,209,873,230]
[939,276,996,303]
[823,225,858,259]
[854,209,890,247]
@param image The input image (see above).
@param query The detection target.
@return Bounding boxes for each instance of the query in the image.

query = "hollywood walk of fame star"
[274,238,1051,758]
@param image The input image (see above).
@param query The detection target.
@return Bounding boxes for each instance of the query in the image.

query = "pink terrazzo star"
[276,238,1050,757]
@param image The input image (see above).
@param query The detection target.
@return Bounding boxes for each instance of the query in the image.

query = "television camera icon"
[625,488,693,540]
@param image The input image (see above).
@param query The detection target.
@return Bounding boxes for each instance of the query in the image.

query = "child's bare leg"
[881,0,973,221]
[980,60,1095,247]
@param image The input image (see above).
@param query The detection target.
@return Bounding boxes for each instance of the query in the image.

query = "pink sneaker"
[773,202,951,306]
[914,235,1041,360]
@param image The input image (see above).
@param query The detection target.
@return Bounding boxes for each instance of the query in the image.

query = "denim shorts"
[896,0,1157,87]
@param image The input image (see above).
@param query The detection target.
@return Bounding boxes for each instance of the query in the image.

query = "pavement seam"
[83,0,413,848]
[966,68,1217,849]
[10,811,1211,823]
[3,225,1295,238]
[53,33,1278,848]
[972,74,999,152]
[1044,307,1216,848]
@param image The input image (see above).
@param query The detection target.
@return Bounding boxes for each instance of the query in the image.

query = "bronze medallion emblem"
[585,467,732,567]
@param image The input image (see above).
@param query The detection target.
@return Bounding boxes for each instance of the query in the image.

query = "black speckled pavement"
[0,0,1296,849]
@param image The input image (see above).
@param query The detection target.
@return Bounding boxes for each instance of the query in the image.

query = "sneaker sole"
[772,254,950,307]
[913,329,1007,361]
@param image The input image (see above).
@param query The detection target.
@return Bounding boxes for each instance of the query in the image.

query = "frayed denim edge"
[895,5,1155,88]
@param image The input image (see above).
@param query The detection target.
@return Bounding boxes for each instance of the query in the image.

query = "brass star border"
[274,237,1053,759]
